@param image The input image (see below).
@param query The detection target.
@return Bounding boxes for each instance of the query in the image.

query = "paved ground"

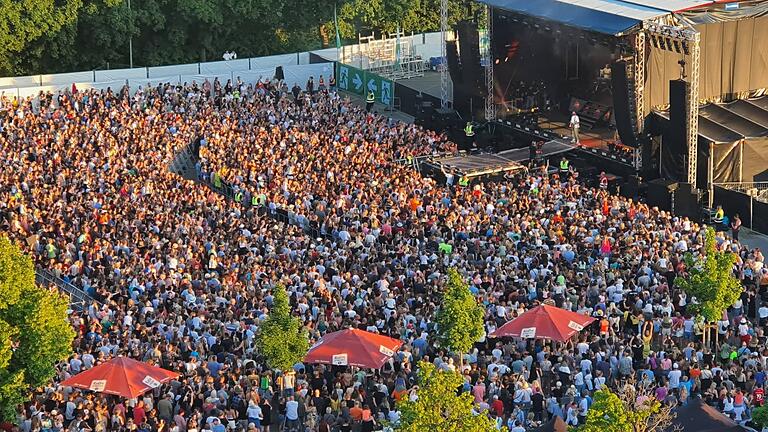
[397,71,453,101]
[342,90,415,123]
[738,228,768,251]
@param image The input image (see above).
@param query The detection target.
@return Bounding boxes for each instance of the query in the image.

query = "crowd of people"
[0,72,766,432]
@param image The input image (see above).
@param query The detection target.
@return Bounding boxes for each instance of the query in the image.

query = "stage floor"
[427,139,575,178]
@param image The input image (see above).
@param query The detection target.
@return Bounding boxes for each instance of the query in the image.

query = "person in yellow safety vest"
[714,205,724,224]
[234,191,243,203]
[559,156,570,178]
[251,195,259,206]
[458,176,469,187]
[464,122,476,150]
[212,172,222,188]
[366,91,375,113]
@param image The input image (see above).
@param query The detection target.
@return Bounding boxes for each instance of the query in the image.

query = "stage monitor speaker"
[446,40,462,84]
[274,66,285,81]
[673,182,700,220]
[647,178,678,211]
[661,79,689,182]
[610,61,637,147]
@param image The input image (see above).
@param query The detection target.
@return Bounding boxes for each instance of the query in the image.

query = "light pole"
[127,0,133,68]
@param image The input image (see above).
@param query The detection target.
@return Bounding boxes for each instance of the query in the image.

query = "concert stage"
[473,0,768,190]
[424,139,574,179]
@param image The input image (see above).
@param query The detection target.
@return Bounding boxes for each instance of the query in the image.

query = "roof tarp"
[481,0,714,35]
[655,96,768,143]
[700,104,768,138]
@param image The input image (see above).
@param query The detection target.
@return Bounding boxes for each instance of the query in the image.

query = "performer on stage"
[569,111,581,145]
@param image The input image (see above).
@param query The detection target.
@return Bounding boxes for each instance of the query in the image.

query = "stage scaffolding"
[644,21,701,189]
[484,6,496,121]
[340,32,425,80]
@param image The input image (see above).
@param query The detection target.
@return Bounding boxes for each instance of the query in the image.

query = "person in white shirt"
[285,396,300,429]
[569,112,580,144]
[759,304,768,326]
[668,364,682,389]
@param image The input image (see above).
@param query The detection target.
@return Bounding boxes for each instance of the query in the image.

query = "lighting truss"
[485,6,496,121]
[644,22,701,189]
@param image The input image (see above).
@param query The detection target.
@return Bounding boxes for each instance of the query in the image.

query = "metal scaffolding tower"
[484,7,495,121]
[645,22,701,189]
[687,31,701,188]
[633,32,645,133]
[439,0,449,108]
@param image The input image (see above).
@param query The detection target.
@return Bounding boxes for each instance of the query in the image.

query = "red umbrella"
[490,304,596,342]
[60,356,179,398]
[304,328,403,369]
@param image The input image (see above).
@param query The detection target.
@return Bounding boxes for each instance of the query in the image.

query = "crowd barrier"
[9,63,335,103]
[713,184,768,235]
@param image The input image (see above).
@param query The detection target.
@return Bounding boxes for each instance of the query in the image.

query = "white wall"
[95,68,147,82]
[0,34,438,97]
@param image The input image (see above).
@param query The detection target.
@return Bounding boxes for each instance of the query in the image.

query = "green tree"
[334,0,482,41]
[397,361,500,432]
[434,268,484,366]
[576,386,676,432]
[677,226,741,344]
[0,0,84,75]
[255,284,309,371]
[0,237,75,422]
[752,405,768,430]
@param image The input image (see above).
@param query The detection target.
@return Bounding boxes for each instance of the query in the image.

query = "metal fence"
[714,182,768,203]
[35,268,96,312]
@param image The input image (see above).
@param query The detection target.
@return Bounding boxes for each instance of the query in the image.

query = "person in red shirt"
[491,395,504,417]
[133,401,146,425]
[753,386,764,407]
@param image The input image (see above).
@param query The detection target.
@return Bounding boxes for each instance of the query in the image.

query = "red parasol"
[490,304,596,342]
[304,328,403,369]
[60,356,179,398]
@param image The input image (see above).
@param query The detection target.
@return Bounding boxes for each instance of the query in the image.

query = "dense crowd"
[0,74,766,432]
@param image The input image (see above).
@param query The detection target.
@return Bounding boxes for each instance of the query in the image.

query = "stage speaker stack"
[611,61,638,147]
[621,175,642,199]
[456,21,482,90]
[673,182,701,221]
[274,66,285,81]
[647,178,678,212]
[661,79,689,182]
[446,40,462,84]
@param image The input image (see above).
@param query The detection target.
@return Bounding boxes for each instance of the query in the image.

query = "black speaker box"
[673,182,700,220]
[611,61,637,147]
[660,79,689,181]
[647,178,678,211]
[274,66,285,81]
[621,175,641,199]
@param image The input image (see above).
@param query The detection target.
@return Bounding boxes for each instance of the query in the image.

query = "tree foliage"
[1,0,478,75]
[396,361,500,432]
[752,405,768,430]
[0,237,75,422]
[434,268,484,361]
[255,284,309,372]
[576,386,677,432]
[0,0,84,74]
[677,226,742,323]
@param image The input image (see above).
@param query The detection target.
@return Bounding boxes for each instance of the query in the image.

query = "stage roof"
[656,96,768,143]
[483,0,715,35]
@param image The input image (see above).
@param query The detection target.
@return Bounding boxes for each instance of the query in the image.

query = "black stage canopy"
[656,96,768,184]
